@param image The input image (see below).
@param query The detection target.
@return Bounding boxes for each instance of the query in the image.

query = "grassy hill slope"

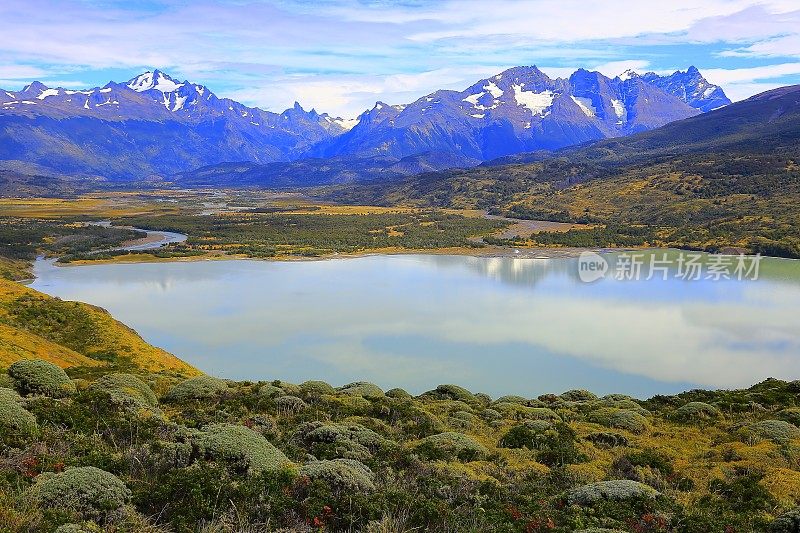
[0,278,198,376]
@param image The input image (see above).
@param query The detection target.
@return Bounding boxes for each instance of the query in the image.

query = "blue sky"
[1,0,799,117]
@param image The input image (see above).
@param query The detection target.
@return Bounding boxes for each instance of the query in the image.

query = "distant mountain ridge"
[312,66,723,162]
[0,66,730,187]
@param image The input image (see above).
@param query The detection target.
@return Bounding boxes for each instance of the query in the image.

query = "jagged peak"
[618,69,640,81]
[127,69,185,93]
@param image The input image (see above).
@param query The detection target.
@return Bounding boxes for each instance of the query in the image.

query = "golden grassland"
[0,278,198,376]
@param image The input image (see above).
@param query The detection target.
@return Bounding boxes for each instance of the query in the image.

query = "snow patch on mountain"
[512,85,554,116]
[571,96,596,117]
[37,89,59,100]
[610,99,626,124]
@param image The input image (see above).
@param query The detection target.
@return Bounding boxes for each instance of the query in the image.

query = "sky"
[1,0,799,117]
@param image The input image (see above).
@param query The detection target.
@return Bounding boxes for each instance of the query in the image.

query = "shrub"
[415,432,487,462]
[193,423,292,475]
[338,381,384,398]
[593,398,650,416]
[776,408,800,426]
[0,373,15,388]
[164,375,227,402]
[258,384,285,398]
[299,458,375,492]
[28,466,131,521]
[423,384,477,404]
[385,387,412,399]
[494,395,528,405]
[672,401,721,423]
[741,420,800,443]
[480,408,503,421]
[299,380,336,397]
[272,380,301,395]
[8,359,75,397]
[500,420,552,449]
[0,389,38,437]
[588,408,648,434]
[526,407,562,421]
[293,422,388,460]
[560,389,598,402]
[567,480,659,505]
[89,373,158,410]
[275,395,308,413]
[771,506,800,532]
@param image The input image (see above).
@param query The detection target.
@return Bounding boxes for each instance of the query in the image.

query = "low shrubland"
[2,362,800,532]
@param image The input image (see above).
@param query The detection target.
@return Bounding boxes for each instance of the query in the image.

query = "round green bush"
[494,395,528,405]
[28,466,131,521]
[771,506,800,532]
[776,408,800,426]
[338,381,384,398]
[742,420,800,444]
[567,479,659,505]
[423,384,477,404]
[0,389,37,437]
[299,380,336,397]
[293,421,388,460]
[560,389,598,402]
[500,420,553,449]
[415,432,488,462]
[593,398,650,416]
[193,423,291,475]
[299,458,375,492]
[672,401,721,423]
[258,384,285,398]
[275,395,308,413]
[9,359,76,397]
[481,408,503,421]
[164,375,228,402]
[272,380,301,395]
[90,373,157,410]
[385,387,412,399]
[588,408,648,434]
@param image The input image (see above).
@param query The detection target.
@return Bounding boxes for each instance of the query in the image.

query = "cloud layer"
[0,0,799,116]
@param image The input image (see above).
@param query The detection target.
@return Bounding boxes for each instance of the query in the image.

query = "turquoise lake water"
[30,253,800,398]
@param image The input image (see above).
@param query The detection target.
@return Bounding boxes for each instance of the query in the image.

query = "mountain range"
[327,84,800,256]
[0,66,729,187]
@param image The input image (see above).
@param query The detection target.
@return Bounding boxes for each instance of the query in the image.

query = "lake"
[30,252,800,398]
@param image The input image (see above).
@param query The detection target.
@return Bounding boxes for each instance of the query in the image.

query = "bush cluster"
[567,480,659,505]
[415,431,487,462]
[8,359,76,397]
[89,373,158,410]
[164,375,228,402]
[27,466,131,522]
[299,458,375,493]
[192,423,292,475]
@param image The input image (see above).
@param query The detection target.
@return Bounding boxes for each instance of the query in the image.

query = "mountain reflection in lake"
[30,253,800,398]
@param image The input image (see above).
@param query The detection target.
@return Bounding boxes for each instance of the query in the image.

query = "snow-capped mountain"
[0,66,730,183]
[0,70,352,179]
[637,66,731,112]
[311,66,704,161]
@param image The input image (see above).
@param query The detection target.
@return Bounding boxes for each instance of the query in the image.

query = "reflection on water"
[30,253,800,398]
